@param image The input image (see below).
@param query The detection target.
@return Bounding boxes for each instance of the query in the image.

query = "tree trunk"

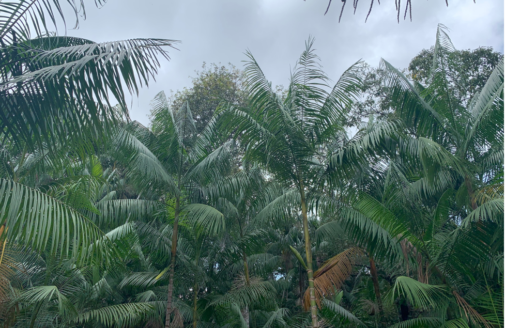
[242,238,250,327]
[369,256,382,314]
[193,249,201,328]
[192,283,198,328]
[299,262,304,311]
[165,198,180,328]
[465,175,477,210]
[300,187,318,328]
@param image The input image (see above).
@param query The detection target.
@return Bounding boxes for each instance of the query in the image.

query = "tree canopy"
[0,4,502,328]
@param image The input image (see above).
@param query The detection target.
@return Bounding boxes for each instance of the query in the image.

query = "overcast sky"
[67,0,504,125]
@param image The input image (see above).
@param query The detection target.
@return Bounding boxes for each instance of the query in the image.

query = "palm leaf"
[0,178,107,262]
[390,276,448,311]
[303,248,363,310]
[73,302,155,327]
[183,203,225,236]
[321,299,366,327]
[209,276,276,309]
[463,59,504,154]
[1,35,176,150]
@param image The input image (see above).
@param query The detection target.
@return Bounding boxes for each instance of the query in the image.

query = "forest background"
[0,1,503,328]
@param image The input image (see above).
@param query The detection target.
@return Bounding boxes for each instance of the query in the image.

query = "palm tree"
[217,38,362,327]
[322,24,504,327]
[380,24,503,209]
[0,0,176,269]
[117,93,229,327]
[0,0,177,150]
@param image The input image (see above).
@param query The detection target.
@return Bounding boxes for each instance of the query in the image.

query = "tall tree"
[164,62,246,133]
[129,93,228,327]
[218,38,362,327]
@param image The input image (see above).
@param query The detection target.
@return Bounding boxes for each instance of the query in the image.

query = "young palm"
[218,38,362,327]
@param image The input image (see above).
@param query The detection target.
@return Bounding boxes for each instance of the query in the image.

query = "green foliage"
[0,19,502,328]
[162,62,246,133]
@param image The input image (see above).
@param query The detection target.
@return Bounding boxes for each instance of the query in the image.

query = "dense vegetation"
[0,2,503,328]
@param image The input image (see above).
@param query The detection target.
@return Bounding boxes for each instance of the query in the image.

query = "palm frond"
[0,178,106,262]
[210,276,277,309]
[1,36,177,150]
[462,198,504,227]
[96,199,164,225]
[386,317,443,328]
[463,59,504,154]
[73,302,155,328]
[262,307,290,328]
[380,59,459,141]
[321,298,366,327]
[17,285,76,317]
[390,276,448,311]
[452,291,491,328]
[183,203,225,236]
[303,248,363,310]
[0,1,106,43]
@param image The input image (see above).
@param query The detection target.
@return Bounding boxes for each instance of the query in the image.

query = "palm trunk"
[240,222,250,327]
[300,187,318,328]
[243,251,250,286]
[193,248,201,328]
[465,175,477,210]
[165,197,180,328]
[299,262,304,311]
[192,282,198,328]
[369,256,382,314]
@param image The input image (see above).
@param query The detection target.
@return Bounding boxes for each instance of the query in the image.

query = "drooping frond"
[96,199,164,225]
[390,276,448,311]
[17,285,76,317]
[462,198,504,227]
[209,276,277,309]
[73,302,155,328]
[183,204,225,236]
[321,299,366,327]
[118,272,161,289]
[463,59,504,154]
[1,36,177,150]
[303,248,363,310]
[338,207,403,262]
[452,291,491,328]
[112,127,176,193]
[387,317,444,328]
[440,318,471,328]
[262,307,290,328]
[0,178,106,262]
[352,193,420,247]
[254,189,300,225]
[0,1,106,43]
[380,59,458,141]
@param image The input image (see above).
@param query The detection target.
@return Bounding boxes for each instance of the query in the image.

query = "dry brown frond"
[453,290,492,328]
[303,248,363,310]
